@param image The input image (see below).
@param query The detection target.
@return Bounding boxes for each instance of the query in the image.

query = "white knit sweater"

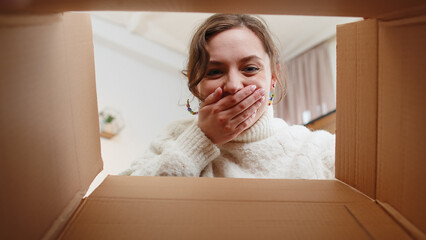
[122,109,335,179]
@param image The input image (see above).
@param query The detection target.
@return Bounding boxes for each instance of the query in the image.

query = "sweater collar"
[231,107,277,143]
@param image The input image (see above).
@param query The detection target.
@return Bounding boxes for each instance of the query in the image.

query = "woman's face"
[197,27,276,119]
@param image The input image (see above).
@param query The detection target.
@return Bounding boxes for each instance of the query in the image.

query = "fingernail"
[250,85,256,91]
[261,96,265,102]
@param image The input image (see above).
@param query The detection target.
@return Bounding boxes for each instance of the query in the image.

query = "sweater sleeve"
[120,119,220,177]
[287,126,335,179]
[307,130,336,179]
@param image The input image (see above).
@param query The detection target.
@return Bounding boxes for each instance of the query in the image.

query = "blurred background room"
[90,12,361,175]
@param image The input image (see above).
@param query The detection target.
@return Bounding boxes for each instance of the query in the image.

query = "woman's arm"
[120,119,220,177]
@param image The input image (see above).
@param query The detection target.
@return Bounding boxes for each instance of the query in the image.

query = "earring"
[268,92,275,106]
[186,99,199,115]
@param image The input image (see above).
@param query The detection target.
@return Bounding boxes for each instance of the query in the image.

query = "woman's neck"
[231,107,275,143]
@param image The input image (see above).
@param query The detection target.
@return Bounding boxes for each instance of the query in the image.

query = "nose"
[223,69,244,95]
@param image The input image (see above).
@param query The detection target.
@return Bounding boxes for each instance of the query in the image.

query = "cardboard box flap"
[377,15,426,237]
[91,176,370,203]
[0,0,425,18]
[0,13,102,240]
[59,176,410,239]
[335,19,378,199]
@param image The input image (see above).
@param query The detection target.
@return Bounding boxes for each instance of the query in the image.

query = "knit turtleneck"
[231,107,276,143]
[123,105,335,179]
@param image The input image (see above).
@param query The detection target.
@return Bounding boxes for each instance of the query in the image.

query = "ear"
[270,64,280,91]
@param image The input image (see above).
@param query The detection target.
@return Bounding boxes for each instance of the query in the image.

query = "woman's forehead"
[207,27,269,62]
[208,55,264,65]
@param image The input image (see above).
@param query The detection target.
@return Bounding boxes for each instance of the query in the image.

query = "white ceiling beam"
[126,12,144,33]
[91,15,186,74]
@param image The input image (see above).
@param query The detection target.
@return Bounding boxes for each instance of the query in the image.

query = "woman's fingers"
[227,88,266,118]
[196,85,267,145]
[232,96,265,127]
[234,106,261,134]
[200,87,222,107]
[216,85,258,110]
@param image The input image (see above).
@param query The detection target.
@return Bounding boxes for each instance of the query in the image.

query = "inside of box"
[336,15,426,237]
[1,0,425,18]
[336,16,426,237]
[59,176,410,239]
[335,19,379,199]
[376,16,426,236]
[1,0,425,239]
[0,13,102,240]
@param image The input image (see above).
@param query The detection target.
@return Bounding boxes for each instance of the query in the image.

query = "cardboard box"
[0,1,425,239]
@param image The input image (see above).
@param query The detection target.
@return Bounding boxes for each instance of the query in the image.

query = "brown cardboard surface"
[0,2,424,240]
[0,0,425,18]
[305,110,336,134]
[90,175,369,203]
[0,13,102,239]
[377,16,426,236]
[335,19,378,199]
[59,176,410,239]
[346,202,414,240]
[378,4,426,21]
[62,11,103,195]
[378,201,426,240]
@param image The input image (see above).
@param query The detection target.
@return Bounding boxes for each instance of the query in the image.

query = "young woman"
[121,14,335,179]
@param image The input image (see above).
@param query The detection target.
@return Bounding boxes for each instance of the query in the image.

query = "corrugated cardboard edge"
[0,13,62,26]
[0,12,101,239]
[335,178,420,239]
[376,14,426,239]
[56,198,89,240]
[377,201,426,240]
[62,12,104,192]
[380,15,426,27]
[53,172,108,240]
[58,176,413,239]
[41,191,86,240]
[1,0,425,18]
[42,172,107,240]
[346,202,412,240]
[377,3,426,21]
[335,19,378,199]
[334,179,375,202]
[40,13,103,240]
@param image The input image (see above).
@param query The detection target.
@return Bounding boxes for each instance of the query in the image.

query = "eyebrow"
[207,55,263,66]
[240,55,263,63]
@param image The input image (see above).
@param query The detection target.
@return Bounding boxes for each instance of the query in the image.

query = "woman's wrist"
[176,121,220,166]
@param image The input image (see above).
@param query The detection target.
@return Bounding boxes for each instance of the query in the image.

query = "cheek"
[248,73,271,90]
[198,80,220,100]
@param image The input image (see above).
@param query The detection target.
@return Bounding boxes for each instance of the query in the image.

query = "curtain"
[274,40,335,125]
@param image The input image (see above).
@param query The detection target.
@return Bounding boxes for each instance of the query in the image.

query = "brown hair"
[183,13,285,102]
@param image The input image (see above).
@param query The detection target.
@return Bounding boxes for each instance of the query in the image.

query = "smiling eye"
[206,69,223,77]
[243,66,260,73]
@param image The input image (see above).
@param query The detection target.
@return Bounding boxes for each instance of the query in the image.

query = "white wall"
[327,36,337,98]
[91,15,192,174]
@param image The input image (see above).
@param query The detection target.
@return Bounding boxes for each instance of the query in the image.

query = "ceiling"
[91,12,361,61]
